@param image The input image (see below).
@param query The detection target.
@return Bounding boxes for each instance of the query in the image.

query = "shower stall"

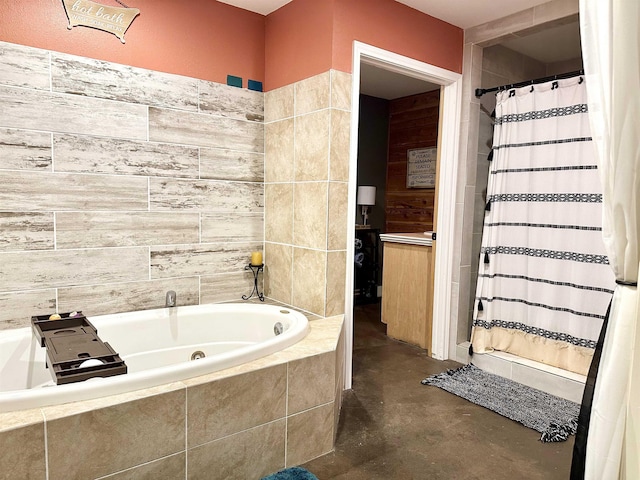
[453,10,601,401]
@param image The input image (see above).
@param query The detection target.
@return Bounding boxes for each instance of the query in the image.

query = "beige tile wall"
[0,41,265,329]
[264,70,351,318]
[0,315,345,480]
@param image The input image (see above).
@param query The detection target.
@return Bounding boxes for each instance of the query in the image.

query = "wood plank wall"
[385,89,440,233]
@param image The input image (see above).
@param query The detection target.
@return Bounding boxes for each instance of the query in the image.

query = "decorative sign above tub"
[61,0,140,44]
[407,147,437,188]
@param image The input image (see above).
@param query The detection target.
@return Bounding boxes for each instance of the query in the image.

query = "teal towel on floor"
[261,466,319,480]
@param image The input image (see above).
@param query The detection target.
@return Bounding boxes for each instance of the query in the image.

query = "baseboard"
[455,342,586,403]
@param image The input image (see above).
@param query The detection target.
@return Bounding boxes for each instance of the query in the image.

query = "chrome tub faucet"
[165,290,176,308]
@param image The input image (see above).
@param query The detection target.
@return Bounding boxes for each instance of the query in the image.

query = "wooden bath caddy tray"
[31,312,127,385]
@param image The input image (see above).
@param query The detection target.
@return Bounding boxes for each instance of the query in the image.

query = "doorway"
[343,42,462,388]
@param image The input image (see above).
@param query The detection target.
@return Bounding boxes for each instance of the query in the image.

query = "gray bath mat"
[421,363,579,442]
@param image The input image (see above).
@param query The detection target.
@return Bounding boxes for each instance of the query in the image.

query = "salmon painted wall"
[2,1,463,92]
[264,0,334,91]
[333,0,463,75]
[0,0,265,86]
[264,0,463,91]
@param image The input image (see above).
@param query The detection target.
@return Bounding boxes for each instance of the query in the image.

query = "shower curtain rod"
[474,69,584,97]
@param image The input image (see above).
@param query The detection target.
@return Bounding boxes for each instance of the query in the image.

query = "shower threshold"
[455,341,586,403]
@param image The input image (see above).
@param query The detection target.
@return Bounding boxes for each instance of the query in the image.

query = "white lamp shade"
[357,186,376,206]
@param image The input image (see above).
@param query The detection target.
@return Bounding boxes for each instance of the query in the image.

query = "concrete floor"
[302,302,575,479]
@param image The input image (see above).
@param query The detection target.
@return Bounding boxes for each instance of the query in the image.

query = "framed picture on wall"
[407,147,437,188]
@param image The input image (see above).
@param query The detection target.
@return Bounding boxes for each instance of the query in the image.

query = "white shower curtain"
[573,0,640,478]
[470,76,616,376]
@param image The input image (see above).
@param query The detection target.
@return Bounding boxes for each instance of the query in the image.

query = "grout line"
[284,361,289,468]
[290,83,297,305]
[184,386,189,479]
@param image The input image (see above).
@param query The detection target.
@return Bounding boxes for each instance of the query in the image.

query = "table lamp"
[357,186,376,226]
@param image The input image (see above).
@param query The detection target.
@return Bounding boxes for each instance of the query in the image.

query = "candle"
[251,251,263,266]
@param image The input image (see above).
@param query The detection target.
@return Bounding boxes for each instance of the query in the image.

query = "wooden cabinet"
[381,240,433,355]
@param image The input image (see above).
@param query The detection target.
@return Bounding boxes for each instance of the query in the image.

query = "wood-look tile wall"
[0,41,264,330]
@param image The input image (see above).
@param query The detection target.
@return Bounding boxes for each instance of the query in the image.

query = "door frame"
[344,41,462,388]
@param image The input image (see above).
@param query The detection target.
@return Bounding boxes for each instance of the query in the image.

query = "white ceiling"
[393,0,553,29]
[218,0,292,16]
[360,63,439,100]
[500,21,581,63]
[218,0,554,29]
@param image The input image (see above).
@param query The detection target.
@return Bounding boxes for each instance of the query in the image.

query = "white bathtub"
[0,303,309,413]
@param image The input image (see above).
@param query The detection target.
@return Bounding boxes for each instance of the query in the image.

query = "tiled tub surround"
[0,315,344,480]
[0,41,265,329]
[263,71,352,319]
